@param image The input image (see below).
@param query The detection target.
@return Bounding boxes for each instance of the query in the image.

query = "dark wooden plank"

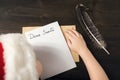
[0,0,120,80]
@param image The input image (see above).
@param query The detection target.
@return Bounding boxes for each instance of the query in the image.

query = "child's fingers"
[71,30,80,37]
[66,38,72,48]
[65,32,72,47]
[65,31,74,39]
[66,30,77,38]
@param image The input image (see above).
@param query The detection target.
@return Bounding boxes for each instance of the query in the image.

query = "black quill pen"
[75,4,110,55]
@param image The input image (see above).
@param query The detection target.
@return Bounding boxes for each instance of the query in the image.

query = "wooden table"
[0,0,120,80]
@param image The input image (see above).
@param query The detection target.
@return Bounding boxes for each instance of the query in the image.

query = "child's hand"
[65,30,109,80]
[65,30,88,54]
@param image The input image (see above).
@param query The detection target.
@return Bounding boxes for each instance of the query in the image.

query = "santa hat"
[0,33,39,80]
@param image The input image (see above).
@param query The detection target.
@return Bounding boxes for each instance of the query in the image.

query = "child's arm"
[65,30,109,80]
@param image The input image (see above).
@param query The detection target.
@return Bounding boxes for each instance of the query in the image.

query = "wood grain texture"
[0,0,120,80]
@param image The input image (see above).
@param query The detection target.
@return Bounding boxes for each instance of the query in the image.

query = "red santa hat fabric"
[0,33,39,80]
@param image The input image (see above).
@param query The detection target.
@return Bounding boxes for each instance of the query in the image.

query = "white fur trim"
[0,33,38,80]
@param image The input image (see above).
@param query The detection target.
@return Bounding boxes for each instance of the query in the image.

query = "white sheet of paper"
[25,21,76,80]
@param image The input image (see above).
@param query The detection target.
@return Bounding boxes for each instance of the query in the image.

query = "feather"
[75,4,110,55]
